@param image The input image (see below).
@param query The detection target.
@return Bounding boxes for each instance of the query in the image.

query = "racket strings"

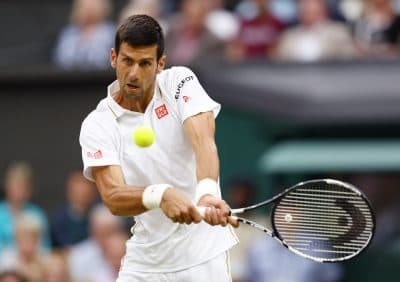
[272,182,374,261]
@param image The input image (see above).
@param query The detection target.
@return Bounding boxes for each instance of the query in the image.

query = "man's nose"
[128,64,139,80]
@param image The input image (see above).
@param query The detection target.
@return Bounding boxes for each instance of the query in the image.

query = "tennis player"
[79,15,238,281]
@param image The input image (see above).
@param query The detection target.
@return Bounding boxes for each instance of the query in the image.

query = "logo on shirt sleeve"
[155,104,169,119]
[86,150,103,159]
[175,76,194,100]
[183,96,191,103]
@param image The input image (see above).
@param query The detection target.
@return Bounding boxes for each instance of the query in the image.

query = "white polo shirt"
[79,66,238,272]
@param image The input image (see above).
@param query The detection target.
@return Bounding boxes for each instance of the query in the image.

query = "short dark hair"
[115,15,164,60]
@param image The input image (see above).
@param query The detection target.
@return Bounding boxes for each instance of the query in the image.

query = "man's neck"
[114,88,155,113]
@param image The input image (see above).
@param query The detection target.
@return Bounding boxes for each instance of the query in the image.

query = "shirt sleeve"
[172,66,221,123]
[79,116,120,181]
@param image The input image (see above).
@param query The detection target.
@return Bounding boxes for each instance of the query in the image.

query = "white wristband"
[142,184,171,210]
[195,178,219,203]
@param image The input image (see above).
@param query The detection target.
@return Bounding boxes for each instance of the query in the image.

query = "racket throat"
[236,216,273,236]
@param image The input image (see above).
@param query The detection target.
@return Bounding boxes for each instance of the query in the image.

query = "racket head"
[271,179,375,263]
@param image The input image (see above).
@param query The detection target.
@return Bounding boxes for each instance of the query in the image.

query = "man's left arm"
[184,111,237,227]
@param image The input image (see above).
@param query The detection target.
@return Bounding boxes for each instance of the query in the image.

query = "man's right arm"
[92,165,146,216]
[92,165,202,224]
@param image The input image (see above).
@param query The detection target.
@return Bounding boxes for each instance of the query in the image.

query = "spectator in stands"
[0,213,46,282]
[276,0,355,62]
[103,232,129,281]
[119,0,168,34]
[67,204,126,282]
[50,171,98,249]
[53,0,115,70]
[164,0,225,66]
[226,0,285,61]
[353,0,400,58]
[41,252,70,282]
[0,162,50,253]
[0,271,27,282]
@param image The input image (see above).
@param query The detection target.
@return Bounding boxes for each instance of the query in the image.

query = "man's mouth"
[127,83,139,90]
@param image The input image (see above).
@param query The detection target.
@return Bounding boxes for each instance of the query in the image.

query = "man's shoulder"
[158,66,196,83]
[157,66,198,100]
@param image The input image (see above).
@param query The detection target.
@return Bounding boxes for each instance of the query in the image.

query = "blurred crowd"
[51,0,400,71]
[0,162,128,282]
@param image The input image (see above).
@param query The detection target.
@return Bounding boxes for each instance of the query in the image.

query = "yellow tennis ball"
[133,126,155,147]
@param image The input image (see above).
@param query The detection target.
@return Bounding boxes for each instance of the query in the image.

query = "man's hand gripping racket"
[197,179,375,263]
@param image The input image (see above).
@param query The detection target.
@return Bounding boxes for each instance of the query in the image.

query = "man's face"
[110,42,165,102]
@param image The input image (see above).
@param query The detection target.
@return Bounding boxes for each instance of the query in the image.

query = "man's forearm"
[101,185,147,216]
[195,138,220,181]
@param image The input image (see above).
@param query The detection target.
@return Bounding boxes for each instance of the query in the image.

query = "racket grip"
[196,206,207,217]
[196,206,236,218]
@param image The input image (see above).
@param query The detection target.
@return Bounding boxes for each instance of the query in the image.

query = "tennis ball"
[133,126,155,147]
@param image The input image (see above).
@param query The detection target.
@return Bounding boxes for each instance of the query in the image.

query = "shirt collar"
[106,80,126,119]
[106,80,162,120]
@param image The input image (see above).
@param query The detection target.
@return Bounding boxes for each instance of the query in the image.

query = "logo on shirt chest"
[155,104,169,119]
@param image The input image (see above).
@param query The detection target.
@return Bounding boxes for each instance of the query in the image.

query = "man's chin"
[124,89,143,100]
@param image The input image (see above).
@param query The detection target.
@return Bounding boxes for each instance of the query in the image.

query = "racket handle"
[196,206,207,217]
[196,206,237,219]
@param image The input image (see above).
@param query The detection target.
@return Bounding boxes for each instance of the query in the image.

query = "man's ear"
[110,48,117,69]
[157,55,166,74]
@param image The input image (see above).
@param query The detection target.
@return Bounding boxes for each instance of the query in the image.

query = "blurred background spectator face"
[0,213,46,282]
[41,252,69,282]
[203,0,223,11]
[103,232,128,277]
[368,0,393,10]
[4,163,33,208]
[363,0,395,32]
[353,0,399,57]
[66,204,126,282]
[89,205,124,250]
[181,0,208,31]
[66,171,97,215]
[14,214,42,262]
[254,0,269,10]
[299,0,328,26]
[71,0,111,27]
[0,271,27,282]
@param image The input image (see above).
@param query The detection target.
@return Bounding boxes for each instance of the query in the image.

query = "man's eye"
[123,58,132,64]
[141,61,151,67]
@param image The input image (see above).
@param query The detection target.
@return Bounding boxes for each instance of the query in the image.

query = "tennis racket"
[197,179,375,263]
